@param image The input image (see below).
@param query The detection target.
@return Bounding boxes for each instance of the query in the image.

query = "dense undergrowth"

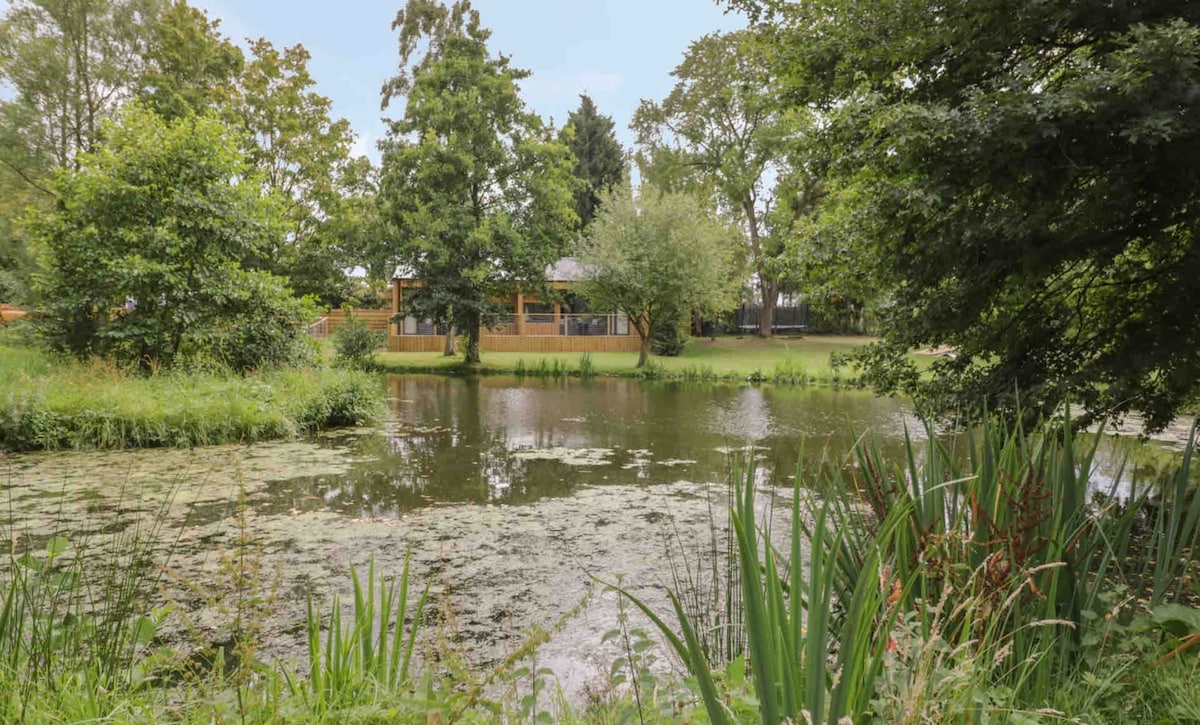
[1,413,1198,722]
[0,344,381,451]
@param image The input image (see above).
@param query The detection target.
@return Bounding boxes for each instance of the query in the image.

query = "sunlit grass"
[0,345,382,451]
[374,335,915,384]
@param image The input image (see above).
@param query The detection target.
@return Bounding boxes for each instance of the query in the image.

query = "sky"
[190,0,746,161]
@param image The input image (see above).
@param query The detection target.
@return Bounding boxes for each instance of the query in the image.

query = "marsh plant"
[627,414,1200,723]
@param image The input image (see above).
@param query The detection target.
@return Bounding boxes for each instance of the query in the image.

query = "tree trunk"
[692,310,704,337]
[637,336,650,368]
[443,326,456,356]
[463,313,481,364]
[758,281,778,338]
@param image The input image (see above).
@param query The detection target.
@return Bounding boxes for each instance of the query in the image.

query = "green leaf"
[45,536,69,557]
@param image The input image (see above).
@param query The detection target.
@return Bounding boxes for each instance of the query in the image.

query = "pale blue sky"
[191,0,745,160]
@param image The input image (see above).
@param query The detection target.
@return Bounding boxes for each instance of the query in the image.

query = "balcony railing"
[399,313,632,337]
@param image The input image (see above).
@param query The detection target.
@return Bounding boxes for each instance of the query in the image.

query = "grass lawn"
[374,334,895,384]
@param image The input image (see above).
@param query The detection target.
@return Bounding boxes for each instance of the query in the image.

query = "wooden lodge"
[387,258,640,353]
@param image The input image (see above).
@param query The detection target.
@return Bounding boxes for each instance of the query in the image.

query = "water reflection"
[264,376,922,518]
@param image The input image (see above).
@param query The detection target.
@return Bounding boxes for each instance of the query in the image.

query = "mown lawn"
[374,334,900,383]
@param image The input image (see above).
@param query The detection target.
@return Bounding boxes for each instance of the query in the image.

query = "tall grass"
[0,492,178,722]
[0,345,382,451]
[293,554,430,716]
[629,413,1200,723]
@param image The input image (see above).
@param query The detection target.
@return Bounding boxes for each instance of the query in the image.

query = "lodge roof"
[392,256,590,283]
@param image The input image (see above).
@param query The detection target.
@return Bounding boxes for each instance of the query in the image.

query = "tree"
[561,95,624,229]
[632,30,805,338]
[30,104,308,370]
[137,0,243,120]
[579,187,740,367]
[0,0,166,298]
[378,0,578,364]
[235,39,358,304]
[0,0,163,174]
[736,0,1200,430]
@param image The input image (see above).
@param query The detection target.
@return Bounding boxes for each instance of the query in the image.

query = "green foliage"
[579,187,740,366]
[628,414,1200,723]
[296,554,429,716]
[235,38,361,305]
[0,504,173,722]
[0,0,164,173]
[741,0,1200,430]
[333,313,386,371]
[138,0,243,120]
[379,0,579,364]
[649,312,689,357]
[633,30,822,337]
[0,345,380,451]
[561,95,625,229]
[29,104,309,371]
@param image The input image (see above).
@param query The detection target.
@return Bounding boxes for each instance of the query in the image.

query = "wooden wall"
[387,334,641,354]
[325,308,391,333]
[386,335,446,352]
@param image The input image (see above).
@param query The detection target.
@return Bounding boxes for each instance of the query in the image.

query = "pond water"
[0,375,1189,697]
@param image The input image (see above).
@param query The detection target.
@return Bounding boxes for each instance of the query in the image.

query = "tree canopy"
[31,104,309,370]
[378,0,578,364]
[579,187,740,367]
[562,95,625,230]
[633,30,815,338]
[735,0,1200,430]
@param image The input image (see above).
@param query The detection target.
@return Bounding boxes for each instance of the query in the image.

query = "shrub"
[333,314,386,371]
[649,313,689,356]
[29,105,305,372]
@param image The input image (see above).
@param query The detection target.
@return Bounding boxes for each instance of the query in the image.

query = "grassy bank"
[376,335,894,385]
[0,345,381,451]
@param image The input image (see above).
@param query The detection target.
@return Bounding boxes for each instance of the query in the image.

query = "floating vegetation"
[511,446,614,466]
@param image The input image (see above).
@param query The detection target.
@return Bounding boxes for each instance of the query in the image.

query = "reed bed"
[630,414,1200,723]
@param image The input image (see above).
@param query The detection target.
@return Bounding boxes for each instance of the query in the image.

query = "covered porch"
[386,284,641,354]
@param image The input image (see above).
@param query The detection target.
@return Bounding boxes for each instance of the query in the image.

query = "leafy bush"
[649,313,689,356]
[29,105,306,372]
[332,313,386,371]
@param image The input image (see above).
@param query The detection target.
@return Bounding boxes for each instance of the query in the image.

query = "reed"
[293,553,430,716]
[628,412,1200,723]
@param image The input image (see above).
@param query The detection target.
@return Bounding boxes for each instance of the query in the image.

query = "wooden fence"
[310,308,392,338]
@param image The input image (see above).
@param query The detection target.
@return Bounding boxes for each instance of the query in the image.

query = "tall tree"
[579,187,740,367]
[378,0,578,364]
[632,30,803,338]
[137,0,243,120]
[0,0,163,175]
[235,39,357,303]
[30,104,307,370]
[561,94,624,229]
[736,0,1200,430]
[0,0,164,305]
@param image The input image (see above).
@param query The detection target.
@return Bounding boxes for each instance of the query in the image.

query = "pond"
[0,375,1188,697]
